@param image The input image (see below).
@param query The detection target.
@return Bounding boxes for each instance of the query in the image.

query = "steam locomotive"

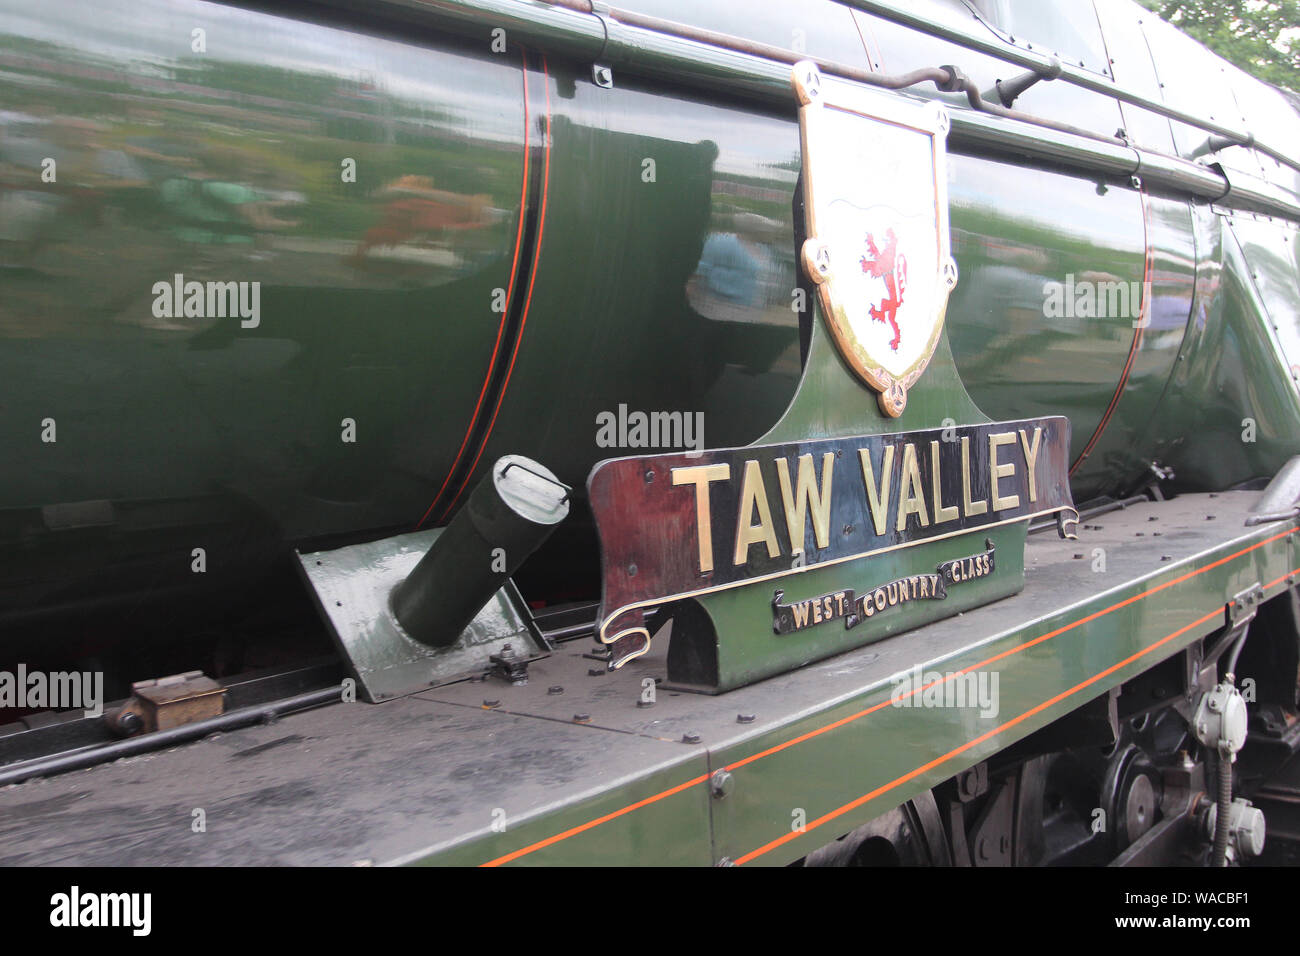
[1,0,1298,868]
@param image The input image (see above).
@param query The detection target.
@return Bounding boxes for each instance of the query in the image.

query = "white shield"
[794,62,958,417]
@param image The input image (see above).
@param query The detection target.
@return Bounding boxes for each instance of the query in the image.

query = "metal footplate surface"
[0,493,1294,866]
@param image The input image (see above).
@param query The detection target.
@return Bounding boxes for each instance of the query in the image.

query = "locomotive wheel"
[802,791,951,866]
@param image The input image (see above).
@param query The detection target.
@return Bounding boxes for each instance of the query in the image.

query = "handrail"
[842,0,1300,177]
[304,0,1300,220]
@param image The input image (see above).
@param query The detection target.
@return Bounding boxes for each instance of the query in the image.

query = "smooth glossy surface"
[2,0,1299,634]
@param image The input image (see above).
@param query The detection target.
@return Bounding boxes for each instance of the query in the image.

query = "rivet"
[737,713,756,724]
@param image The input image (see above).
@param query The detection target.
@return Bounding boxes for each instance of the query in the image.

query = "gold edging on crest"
[792,61,959,418]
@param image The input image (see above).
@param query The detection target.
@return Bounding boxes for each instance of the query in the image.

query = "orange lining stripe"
[724,523,1295,773]
[731,560,1300,864]
[439,57,552,520]
[416,51,532,530]
[480,771,711,867]
[733,603,1227,864]
[476,523,1296,865]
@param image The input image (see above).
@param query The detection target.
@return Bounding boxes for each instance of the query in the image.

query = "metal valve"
[1203,798,1266,861]
[1192,682,1249,758]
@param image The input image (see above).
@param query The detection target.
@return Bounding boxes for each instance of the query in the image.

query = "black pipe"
[1212,754,1233,866]
[0,686,342,788]
[1224,628,1251,684]
[391,455,569,647]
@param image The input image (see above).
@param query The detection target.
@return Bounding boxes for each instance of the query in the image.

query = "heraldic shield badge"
[793,62,960,418]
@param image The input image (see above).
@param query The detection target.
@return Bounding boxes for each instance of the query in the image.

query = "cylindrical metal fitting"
[390,455,569,646]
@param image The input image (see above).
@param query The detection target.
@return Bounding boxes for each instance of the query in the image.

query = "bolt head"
[710,769,734,798]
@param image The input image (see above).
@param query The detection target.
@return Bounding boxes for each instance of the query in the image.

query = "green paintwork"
[417,748,715,866]
[406,499,1296,865]
[680,306,1029,691]
[689,523,1024,693]
[297,527,544,702]
[1142,206,1300,490]
[708,529,1297,867]
[0,0,1297,867]
[3,0,1299,647]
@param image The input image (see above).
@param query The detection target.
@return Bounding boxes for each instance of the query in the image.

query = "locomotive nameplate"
[772,538,995,635]
[793,61,958,419]
[589,417,1076,668]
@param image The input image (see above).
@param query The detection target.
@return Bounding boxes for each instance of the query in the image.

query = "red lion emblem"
[860,229,908,351]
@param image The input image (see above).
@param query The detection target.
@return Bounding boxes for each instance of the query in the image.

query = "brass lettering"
[859,445,895,536]
[989,432,1020,511]
[896,443,930,532]
[1018,427,1042,504]
[961,436,988,517]
[792,602,811,628]
[775,452,835,556]
[930,440,960,524]
[733,459,781,566]
[672,463,730,573]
